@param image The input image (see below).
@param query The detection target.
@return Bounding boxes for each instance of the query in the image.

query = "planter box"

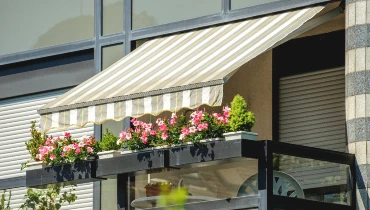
[26,160,98,188]
[98,150,121,159]
[223,131,258,141]
[26,161,47,170]
[96,149,169,177]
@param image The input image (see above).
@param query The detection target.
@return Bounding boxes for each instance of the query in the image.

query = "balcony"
[26,139,355,210]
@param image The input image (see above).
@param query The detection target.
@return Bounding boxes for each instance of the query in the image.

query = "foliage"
[117,107,231,150]
[35,133,100,165]
[19,187,77,210]
[228,94,255,132]
[157,187,188,210]
[0,190,11,210]
[26,121,48,161]
[100,129,121,151]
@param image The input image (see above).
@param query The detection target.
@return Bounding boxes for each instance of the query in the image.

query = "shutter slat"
[278,68,346,190]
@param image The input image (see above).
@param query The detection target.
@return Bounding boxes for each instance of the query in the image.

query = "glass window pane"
[101,176,117,209]
[133,0,221,29]
[103,0,124,35]
[130,159,258,208]
[231,0,281,10]
[136,39,150,48]
[0,0,94,56]
[102,120,124,135]
[273,154,352,206]
[102,43,124,70]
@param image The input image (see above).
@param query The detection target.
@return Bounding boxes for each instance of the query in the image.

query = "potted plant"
[223,94,257,141]
[22,121,48,170]
[145,182,173,197]
[22,121,100,170]
[97,129,122,159]
[19,186,77,210]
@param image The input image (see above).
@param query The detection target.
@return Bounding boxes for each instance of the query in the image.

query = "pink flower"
[223,106,231,118]
[130,118,137,123]
[170,118,176,125]
[156,118,164,126]
[156,118,162,125]
[159,124,168,131]
[45,138,51,146]
[61,152,65,157]
[75,147,81,154]
[78,141,85,147]
[189,126,197,133]
[50,154,56,160]
[141,132,149,144]
[73,144,79,150]
[181,127,190,135]
[63,146,70,152]
[133,120,140,127]
[36,154,44,161]
[63,131,71,138]
[150,130,157,136]
[87,147,93,153]
[126,132,132,140]
[197,123,208,131]
[119,131,127,139]
[161,132,168,141]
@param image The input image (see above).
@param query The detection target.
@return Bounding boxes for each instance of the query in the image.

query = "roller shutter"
[279,67,346,152]
[0,90,94,210]
[278,67,347,191]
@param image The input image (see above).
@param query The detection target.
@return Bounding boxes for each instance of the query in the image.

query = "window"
[132,0,221,29]
[102,0,124,35]
[130,158,258,208]
[0,0,94,55]
[102,44,125,70]
[231,0,282,10]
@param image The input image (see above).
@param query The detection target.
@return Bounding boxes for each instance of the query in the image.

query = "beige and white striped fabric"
[39,6,324,131]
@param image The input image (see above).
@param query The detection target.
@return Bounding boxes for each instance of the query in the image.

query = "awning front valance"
[39,5,324,131]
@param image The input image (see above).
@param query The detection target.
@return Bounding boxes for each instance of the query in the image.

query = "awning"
[39,5,324,131]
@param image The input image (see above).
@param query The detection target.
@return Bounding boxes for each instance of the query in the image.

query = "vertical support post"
[345,0,370,209]
[93,1,102,210]
[258,141,272,210]
[222,0,231,15]
[124,0,132,55]
[117,174,129,210]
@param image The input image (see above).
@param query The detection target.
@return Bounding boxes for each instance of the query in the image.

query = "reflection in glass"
[0,0,94,55]
[273,154,352,205]
[103,0,124,35]
[102,43,124,70]
[101,176,117,210]
[131,159,258,208]
[102,120,125,135]
[136,39,150,48]
[231,0,281,10]
[133,0,221,29]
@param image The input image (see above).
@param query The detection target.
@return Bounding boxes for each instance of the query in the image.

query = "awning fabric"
[39,5,324,131]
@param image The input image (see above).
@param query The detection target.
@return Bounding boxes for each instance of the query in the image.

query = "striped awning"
[39,5,324,131]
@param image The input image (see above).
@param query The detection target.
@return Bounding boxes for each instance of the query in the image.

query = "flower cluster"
[35,132,99,165]
[117,107,230,150]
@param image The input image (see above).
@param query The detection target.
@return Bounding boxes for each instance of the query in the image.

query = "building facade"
[0,0,364,209]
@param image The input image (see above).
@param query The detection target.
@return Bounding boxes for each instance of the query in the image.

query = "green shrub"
[26,121,48,160]
[0,189,11,210]
[229,94,255,132]
[20,187,77,210]
[100,129,121,151]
